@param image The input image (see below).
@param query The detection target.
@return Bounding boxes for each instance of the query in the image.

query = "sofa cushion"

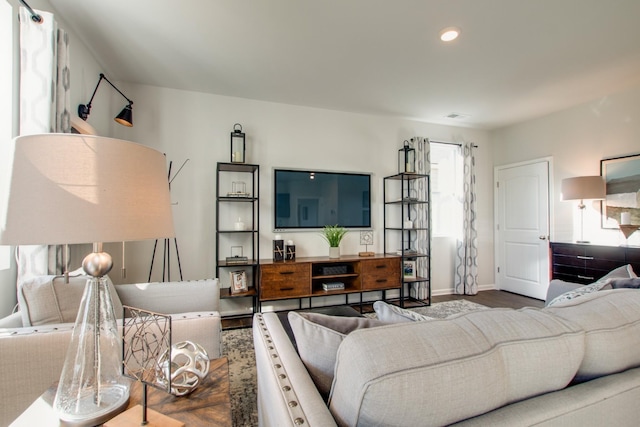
[328,308,585,427]
[115,279,220,314]
[546,264,635,307]
[373,300,434,322]
[287,311,387,396]
[609,277,640,289]
[545,289,640,382]
[18,275,123,326]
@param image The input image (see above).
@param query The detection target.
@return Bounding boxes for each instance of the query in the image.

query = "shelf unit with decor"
[215,162,260,314]
[383,172,431,307]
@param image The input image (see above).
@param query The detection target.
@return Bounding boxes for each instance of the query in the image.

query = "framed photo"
[230,270,248,294]
[600,153,640,228]
[403,260,416,279]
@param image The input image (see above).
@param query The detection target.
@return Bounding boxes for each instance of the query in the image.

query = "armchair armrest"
[0,312,24,329]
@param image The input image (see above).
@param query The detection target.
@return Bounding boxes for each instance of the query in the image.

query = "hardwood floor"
[221,290,545,329]
[432,290,544,309]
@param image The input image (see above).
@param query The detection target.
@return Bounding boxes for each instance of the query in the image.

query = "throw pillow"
[373,300,434,322]
[19,275,123,326]
[287,311,387,397]
[546,264,636,307]
[609,277,640,289]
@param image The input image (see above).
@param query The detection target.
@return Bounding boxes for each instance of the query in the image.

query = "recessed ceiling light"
[445,112,470,120]
[440,27,460,42]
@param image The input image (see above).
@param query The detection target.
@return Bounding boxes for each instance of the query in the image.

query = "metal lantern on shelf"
[230,123,245,163]
[398,140,415,173]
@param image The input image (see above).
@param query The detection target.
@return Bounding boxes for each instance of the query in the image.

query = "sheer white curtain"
[409,136,430,300]
[454,142,478,294]
[17,7,71,286]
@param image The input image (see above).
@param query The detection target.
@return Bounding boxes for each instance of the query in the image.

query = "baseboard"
[431,283,497,297]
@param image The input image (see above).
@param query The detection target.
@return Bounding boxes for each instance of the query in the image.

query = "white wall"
[109,84,493,314]
[492,85,640,247]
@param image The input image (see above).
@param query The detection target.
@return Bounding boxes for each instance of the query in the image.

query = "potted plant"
[321,224,347,258]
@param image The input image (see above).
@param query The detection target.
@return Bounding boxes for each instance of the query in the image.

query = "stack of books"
[322,281,345,291]
[396,248,418,256]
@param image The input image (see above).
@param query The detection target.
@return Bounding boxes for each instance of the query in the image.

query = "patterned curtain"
[409,137,430,300]
[17,7,71,286]
[454,142,478,294]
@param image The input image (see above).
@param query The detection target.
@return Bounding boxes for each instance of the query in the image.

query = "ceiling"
[49,0,640,130]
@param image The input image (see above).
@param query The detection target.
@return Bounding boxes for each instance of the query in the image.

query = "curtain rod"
[19,0,42,23]
[429,139,479,148]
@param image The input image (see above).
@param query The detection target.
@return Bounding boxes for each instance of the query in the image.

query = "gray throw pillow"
[373,300,434,322]
[287,311,387,397]
[609,277,640,289]
[19,275,123,326]
[547,264,636,307]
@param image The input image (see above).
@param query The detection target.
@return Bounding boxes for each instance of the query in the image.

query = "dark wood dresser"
[550,242,640,284]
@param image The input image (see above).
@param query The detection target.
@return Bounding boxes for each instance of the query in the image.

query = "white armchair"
[0,277,221,426]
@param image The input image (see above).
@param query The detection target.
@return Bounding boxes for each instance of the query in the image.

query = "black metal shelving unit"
[215,162,260,314]
[383,172,431,307]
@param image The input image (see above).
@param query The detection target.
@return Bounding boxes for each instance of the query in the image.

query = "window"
[430,143,462,238]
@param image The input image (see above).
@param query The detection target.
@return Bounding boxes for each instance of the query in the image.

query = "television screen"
[274,169,371,230]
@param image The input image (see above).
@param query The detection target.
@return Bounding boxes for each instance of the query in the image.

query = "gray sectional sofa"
[253,288,640,426]
[0,276,222,426]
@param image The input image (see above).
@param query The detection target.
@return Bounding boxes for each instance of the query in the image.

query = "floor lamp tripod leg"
[148,239,159,282]
[173,237,183,281]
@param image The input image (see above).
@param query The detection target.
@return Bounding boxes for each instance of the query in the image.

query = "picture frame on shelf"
[403,260,416,279]
[230,270,248,294]
[600,153,640,229]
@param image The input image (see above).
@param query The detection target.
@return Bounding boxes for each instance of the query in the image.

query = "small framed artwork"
[600,153,640,229]
[403,260,416,279]
[230,270,248,294]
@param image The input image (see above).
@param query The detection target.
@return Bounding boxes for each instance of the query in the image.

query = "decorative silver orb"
[157,341,210,396]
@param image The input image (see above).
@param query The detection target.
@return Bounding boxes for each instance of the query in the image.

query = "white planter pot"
[329,247,340,258]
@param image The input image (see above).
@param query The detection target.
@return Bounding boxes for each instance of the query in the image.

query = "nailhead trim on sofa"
[256,313,307,425]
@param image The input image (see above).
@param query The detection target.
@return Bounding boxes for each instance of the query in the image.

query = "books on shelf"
[322,281,345,291]
[396,249,418,256]
[226,256,248,265]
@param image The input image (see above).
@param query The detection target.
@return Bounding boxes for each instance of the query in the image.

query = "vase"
[329,247,340,259]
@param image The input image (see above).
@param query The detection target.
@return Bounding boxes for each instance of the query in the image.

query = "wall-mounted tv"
[274,168,371,230]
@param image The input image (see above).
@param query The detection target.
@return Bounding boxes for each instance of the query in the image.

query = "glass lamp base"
[57,385,129,426]
[53,276,130,425]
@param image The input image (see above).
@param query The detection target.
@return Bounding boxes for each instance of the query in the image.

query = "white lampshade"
[561,176,606,201]
[0,133,175,245]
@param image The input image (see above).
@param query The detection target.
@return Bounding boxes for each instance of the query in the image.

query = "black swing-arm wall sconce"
[78,73,134,127]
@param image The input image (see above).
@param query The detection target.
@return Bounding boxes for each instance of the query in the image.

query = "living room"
[2,1,639,318]
[2,1,640,426]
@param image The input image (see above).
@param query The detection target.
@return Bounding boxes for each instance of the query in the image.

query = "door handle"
[539,236,547,240]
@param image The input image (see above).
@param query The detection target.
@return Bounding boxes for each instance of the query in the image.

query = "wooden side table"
[10,357,232,427]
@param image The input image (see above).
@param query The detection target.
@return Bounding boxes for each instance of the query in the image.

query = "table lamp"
[0,134,175,425]
[561,175,606,243]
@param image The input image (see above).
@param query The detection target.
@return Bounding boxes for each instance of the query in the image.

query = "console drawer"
[260,263,311,300]
[361,258,401,290]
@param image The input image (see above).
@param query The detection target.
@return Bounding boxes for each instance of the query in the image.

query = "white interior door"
[495,159,551,300]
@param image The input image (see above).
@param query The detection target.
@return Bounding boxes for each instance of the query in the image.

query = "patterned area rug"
[221,299,488,427]
[408,298,488,318]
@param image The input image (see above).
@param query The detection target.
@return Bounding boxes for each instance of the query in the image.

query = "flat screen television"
[274,168,371,230]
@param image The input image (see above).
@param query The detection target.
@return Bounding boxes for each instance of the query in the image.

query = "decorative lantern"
[230,123,245,163]
[398,140,415,173]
